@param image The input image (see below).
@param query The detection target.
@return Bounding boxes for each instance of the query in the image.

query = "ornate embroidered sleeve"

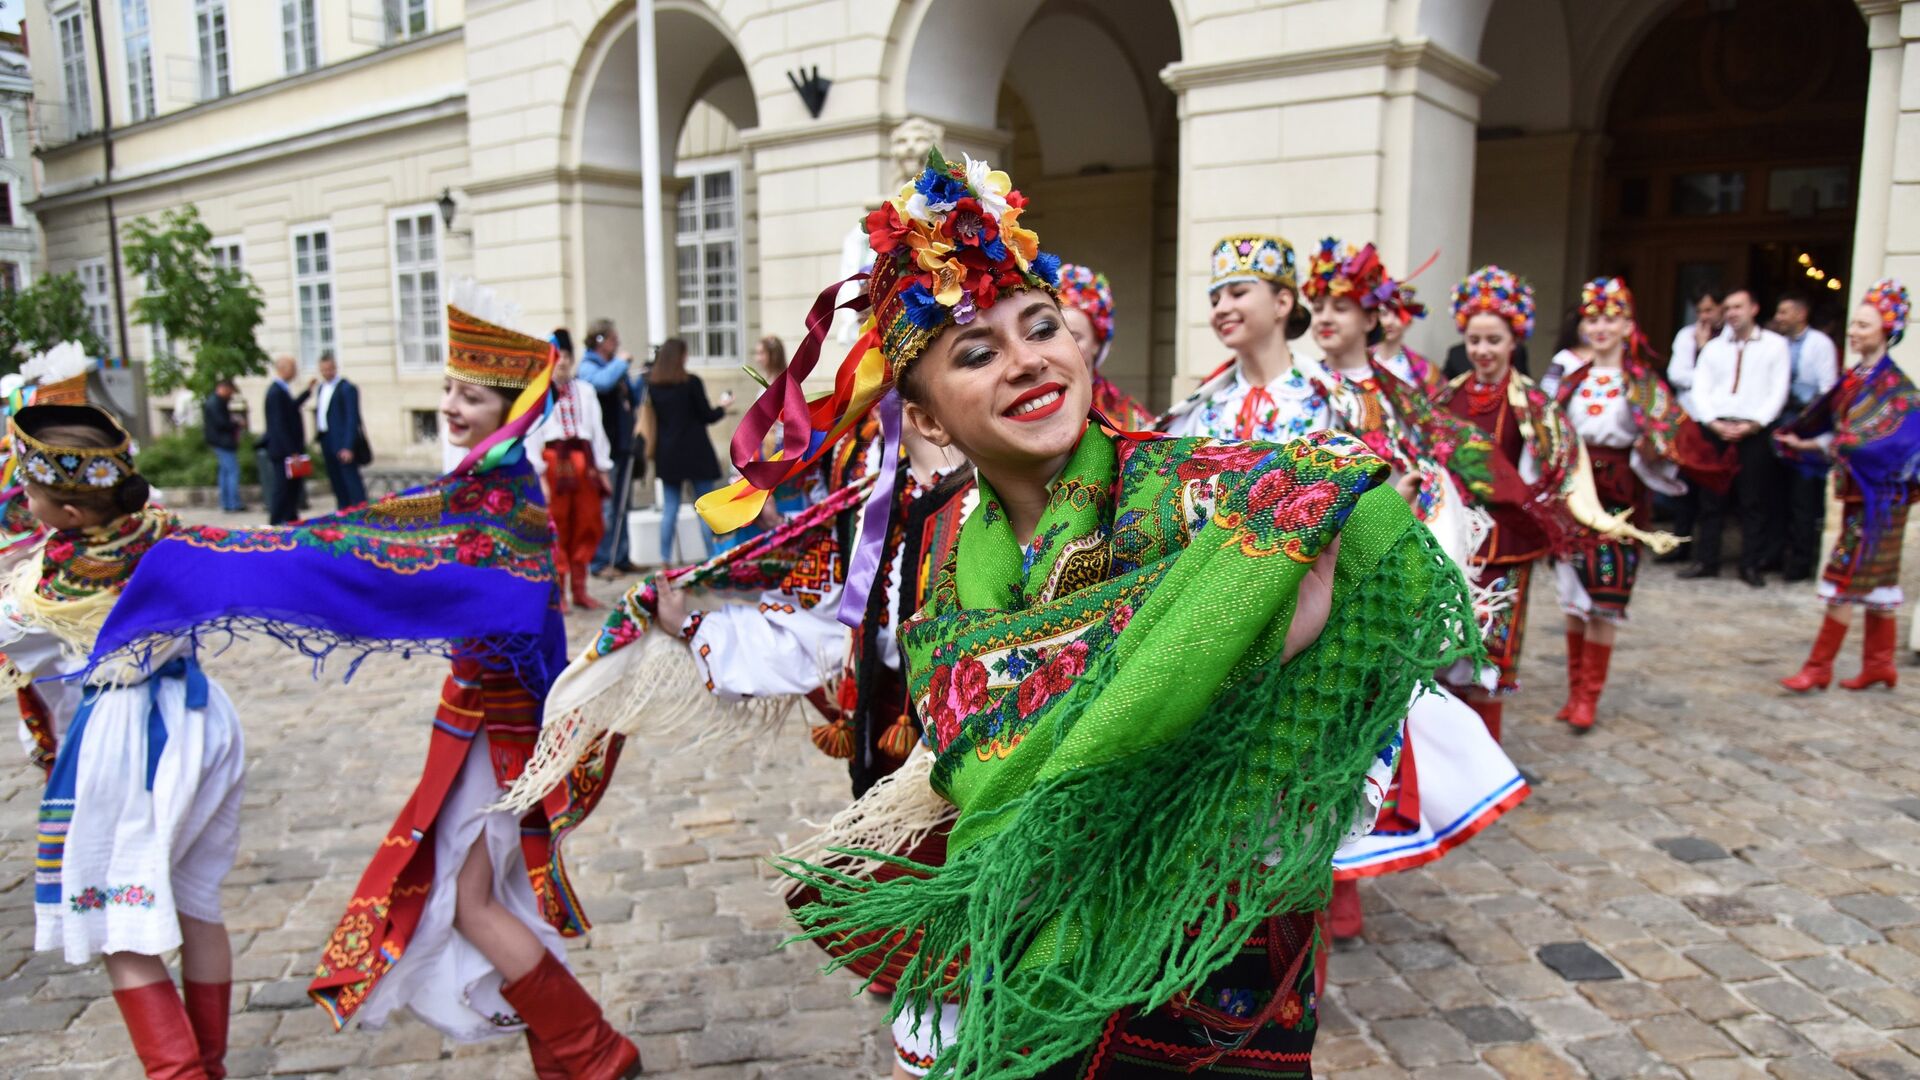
[683,584,852,703]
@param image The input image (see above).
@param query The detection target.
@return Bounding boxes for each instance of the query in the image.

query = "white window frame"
[77,258,113,350]
[672,160,744,365]
[281,0,320,75]
[383,0,431,44]
[57,6,94,138]
[388,204,444,372]
[195,0,230,101]
[290,223,335,371]
[121,0,155,121]
[208,234,244,272]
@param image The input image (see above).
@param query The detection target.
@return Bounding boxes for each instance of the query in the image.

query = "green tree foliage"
[122,205,269,395]
[0,273,108,373]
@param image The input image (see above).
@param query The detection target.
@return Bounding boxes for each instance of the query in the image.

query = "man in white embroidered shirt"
[1680,287,1791,588]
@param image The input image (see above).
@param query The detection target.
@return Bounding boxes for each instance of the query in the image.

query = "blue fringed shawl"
[88,457,566,688]
[1782,354,1920,558]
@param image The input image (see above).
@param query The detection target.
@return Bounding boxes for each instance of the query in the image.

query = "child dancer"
[5,403,244,1080]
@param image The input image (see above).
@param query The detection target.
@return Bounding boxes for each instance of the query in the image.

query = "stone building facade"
[24,0,1916,461]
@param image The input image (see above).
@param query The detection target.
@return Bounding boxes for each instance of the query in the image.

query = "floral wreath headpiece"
[1864,277,1910,346]
[698,150,1061,633]
[1056,262,1115,360]
[10,403,138,495]
[1579,276,1635,321]
[1451,265,1536,340]
[698,148,1058,539]
[1210,234,1297,294]
[1300,239,1395,309]
[1386,282,1427,323]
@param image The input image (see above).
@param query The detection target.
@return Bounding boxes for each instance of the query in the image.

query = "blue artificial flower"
[980,234,1009,263]
[1031,251,1062,286]
[899,283,947,329]
[915,167,969,211]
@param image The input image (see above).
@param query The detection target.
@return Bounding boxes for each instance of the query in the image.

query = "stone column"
[1161,33,1492,399]
[1851,0,1911,366]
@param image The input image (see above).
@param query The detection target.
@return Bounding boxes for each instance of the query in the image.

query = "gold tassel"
[876,713,918,761]
[810,716,855,759]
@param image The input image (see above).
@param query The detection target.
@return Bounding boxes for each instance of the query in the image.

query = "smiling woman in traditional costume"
[1436,267,1677,741]
[1162,234,1330,441]
[1777,278,1920,693]
[708,149,1479,1079]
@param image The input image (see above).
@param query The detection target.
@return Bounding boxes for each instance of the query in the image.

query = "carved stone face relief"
[889,117,944,186]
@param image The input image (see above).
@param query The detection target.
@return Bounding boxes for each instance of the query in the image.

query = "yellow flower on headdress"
[1001,206,1040,268]
[921,253,967,307]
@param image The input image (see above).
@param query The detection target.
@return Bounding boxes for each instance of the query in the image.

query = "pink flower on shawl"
[950,657,989,717]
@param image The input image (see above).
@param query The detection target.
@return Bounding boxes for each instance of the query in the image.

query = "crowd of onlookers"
[1650,286,1838,587]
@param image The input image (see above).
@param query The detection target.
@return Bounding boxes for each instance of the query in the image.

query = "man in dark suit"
[312,351,369,509]
[264,354,310,524]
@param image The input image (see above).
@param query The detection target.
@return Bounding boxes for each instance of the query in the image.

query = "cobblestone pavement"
[3,506,1919,1078]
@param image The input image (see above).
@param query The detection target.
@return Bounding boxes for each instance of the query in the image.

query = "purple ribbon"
[837,389,902,629]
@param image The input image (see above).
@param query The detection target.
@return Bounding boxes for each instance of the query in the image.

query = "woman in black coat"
[645,338,732,563]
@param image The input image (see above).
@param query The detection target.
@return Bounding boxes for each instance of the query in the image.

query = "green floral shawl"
[787,427,1479,1078]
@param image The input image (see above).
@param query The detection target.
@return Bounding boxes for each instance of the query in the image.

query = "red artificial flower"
[866,203,912,255]
[940,198,1000,250]
[1006,190,1028,210]
[311,526,346,543]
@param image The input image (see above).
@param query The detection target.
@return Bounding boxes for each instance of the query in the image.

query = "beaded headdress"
[1579,277,1635,321]
[1056,262,1115,362]
[1451,265,1536,340]
[1300,239,1394,308]
[443,281,557,474]
[1864,278,1910,346]
[698,148,1057,538]
[1210,234,1296,294]
[10,403,138,495]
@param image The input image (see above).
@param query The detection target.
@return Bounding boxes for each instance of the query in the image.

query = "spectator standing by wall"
[579,319,642,576]
[263,354,310,525]
[1773,293,1840,580]
[1683,288,1791,586]
[645,338,731,565]
[312,351,370,510]
[201,378,246,512]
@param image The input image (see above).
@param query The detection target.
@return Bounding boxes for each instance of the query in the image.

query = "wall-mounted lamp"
[787,66,831,119]
[437,188,472,236]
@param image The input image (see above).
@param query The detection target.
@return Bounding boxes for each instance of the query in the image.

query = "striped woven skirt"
[1821,499,1911,609]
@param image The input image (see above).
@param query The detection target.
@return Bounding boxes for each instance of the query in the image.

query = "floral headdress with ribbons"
[1864,278,1910,346]
[10,403,138,494]
[444,279,558,475]
[1578,275,1659,367]
[1056,262,1115,364]
[1209,234,1296,294]
[696,148,1059,627]
[1451,265,1536,340]
[1386,282,1427,323]
[1300,238,1396,309]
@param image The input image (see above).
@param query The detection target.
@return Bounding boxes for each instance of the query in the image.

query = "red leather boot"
[1566,641,1612,733]
[1328,879,1364,939]
[571,570,602,611]
[500,952,641,1080]
[525,1033,569,1080]
[112,981,210,1080]
[181,981,229,1080]
[1556,628,1585,722]
[1781,617,1849,692]
[1841,612,1899,690]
